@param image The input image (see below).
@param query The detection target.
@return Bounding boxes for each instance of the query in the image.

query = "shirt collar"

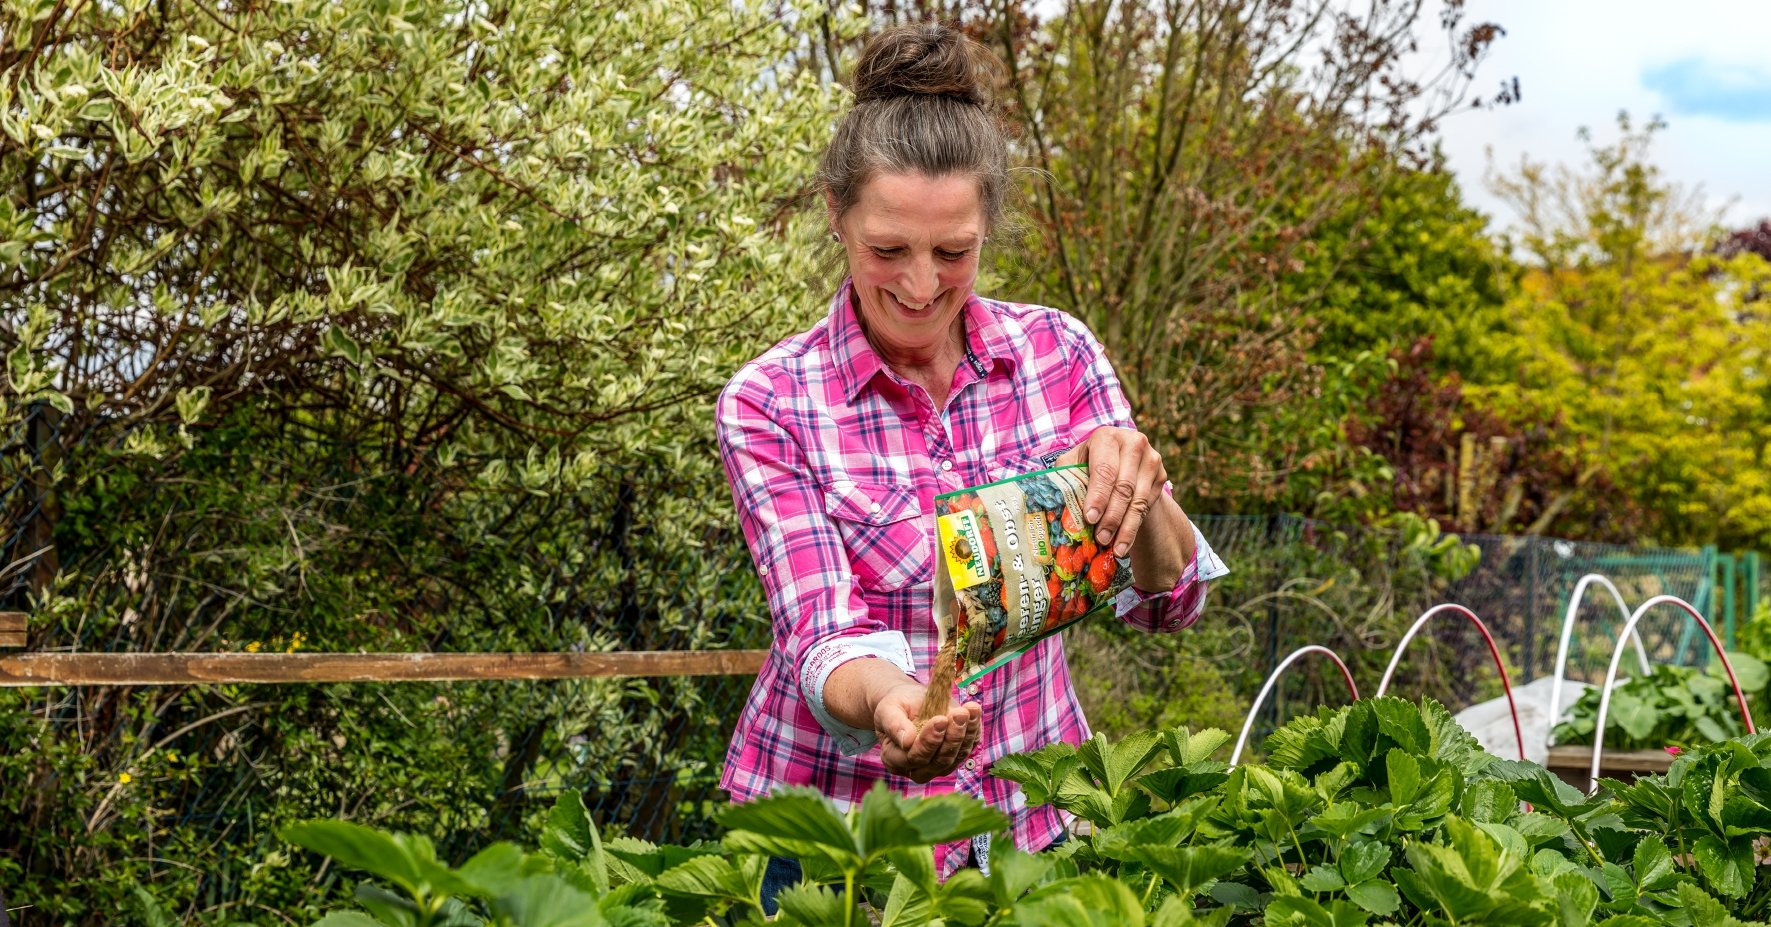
[827,279,1019,402]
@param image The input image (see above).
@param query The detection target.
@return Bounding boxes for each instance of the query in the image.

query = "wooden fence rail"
[0,614,767,685]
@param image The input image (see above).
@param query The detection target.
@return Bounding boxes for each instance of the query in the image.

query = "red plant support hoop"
[1229,644,1360,768]
[1588,595,1756,792]
[1375,604,1526,762]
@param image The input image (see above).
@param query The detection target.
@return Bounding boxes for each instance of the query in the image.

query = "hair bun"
[850,24,996,107]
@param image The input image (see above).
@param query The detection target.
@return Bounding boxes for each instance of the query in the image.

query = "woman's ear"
[824,191,842,243]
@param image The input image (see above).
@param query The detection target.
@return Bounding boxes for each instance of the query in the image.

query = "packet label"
[932,463,1136,685]
[936,508,993,590]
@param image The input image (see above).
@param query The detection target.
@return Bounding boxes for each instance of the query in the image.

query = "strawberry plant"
[1551,653,1768,751]
[285,698,1771,926]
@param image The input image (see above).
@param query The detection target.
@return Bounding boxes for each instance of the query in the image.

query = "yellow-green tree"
[1478,115,1771,547]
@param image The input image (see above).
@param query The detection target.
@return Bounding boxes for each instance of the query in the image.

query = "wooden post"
[0,612,24,649]
[0,649,768,686]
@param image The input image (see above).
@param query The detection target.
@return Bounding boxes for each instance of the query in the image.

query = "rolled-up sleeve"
[1055,312,1230,633]
[715,366,915,755]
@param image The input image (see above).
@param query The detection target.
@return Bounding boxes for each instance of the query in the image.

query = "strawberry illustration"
[1087,551,1117,592]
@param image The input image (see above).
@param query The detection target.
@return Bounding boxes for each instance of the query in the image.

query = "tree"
[978,0,1507,508]
[1477,115,1771,548]
[1,0,840,920]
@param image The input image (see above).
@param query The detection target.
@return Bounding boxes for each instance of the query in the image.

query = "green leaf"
[1152,896,1234,927]
[772,882,850,927]
[1135,768,1229,804]
[353,884,421,927]
[1343,880,1399,916]
[1163,727,1232,766]
[128,886,178,927]
[718,789,859,867]
[313,915,388,927]
[1298,865,1345,891]
[654,855,749,902]
[455,843,527,897]
[988,840,1057,907]
[1385,749,1422,805]
[1004,874,1145,926]
[1631,835,1678,893]
[541,791,609,895]
[1338,841,1389,885]
[1307,803,1388,840]
[1693,834,1753,898]
[486,873,605,927]
[1094,799,1218,859]
[1130,845,1251,895]
[1264,895,1371,927]
[1550,869,1597,927]
[282,821,472,899]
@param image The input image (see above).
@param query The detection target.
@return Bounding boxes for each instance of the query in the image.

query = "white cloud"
[1419,0,1771,231]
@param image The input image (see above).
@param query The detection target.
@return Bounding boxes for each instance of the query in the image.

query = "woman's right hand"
[871,682,982,783]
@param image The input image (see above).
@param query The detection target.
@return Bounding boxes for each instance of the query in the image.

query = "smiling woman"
[713,22,1230,909]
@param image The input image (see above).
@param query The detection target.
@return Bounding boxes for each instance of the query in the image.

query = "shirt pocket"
[989,445,1070,483]
[823,478,929,593]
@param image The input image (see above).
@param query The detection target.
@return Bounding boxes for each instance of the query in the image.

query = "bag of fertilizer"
[931,464,1136,685]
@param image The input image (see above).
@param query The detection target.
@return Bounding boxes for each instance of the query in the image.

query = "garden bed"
[1544,743,1675,788]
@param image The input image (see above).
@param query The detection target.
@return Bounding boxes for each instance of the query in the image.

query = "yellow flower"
[246,641,261,653]
[119,772,133,784]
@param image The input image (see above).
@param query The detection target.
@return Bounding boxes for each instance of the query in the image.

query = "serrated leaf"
[1298,864,1345,891]
[1693,834,1753,898]
[1339,841,1389,885]
[1343,879,1399,916]
[1163,727,1232,766]
[773,881,849,926]
[1131,845,1251,895]
[718,789,858,866]
[456,843,526,896]
[486,873,604,927]
[1385,749,1422,806]
[1135,768,1229,804]
[542,792,609,895]
[654,855,748,901]
[1005,874,1144,926]
[1631,835,1678,893]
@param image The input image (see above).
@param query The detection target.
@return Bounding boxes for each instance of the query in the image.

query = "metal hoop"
[1375,603,1526,761]
[1229,645,1360,768]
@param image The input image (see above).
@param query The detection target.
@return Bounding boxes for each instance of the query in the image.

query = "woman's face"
[833,171,985,363]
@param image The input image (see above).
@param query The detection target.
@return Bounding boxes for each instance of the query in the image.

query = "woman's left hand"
[1055,425,1169,558]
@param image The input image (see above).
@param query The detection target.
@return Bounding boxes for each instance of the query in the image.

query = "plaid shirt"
[715,281,1228,875]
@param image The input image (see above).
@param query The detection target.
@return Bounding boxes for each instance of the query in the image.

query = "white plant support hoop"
[1375,604,1526,761]
[1545,574,1653,735]
[1229,644,1360,768]
[1587,594,1756,793]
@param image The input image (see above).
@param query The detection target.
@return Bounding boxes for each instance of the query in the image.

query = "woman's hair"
[818,24,1010,231]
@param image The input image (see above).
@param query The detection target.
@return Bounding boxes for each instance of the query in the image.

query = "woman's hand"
[1057,425,1195,589]
[1057,425,1169,557]
[871,682,982,783]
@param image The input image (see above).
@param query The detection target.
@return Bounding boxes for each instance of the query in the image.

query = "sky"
[1419,0,1771,235]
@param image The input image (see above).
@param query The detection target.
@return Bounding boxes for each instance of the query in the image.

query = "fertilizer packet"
[932,464,1136,685]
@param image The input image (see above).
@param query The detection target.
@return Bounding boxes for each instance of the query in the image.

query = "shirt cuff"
[801,631,917,757]
[1116,521,1229,616]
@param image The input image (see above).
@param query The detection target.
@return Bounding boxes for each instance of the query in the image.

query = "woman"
[715,23,1228,887]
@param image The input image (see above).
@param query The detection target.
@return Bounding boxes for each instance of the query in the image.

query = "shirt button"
[940,459,954,472]
[965,759,977,770]
[870,502,883,515]
[966,683,981,697]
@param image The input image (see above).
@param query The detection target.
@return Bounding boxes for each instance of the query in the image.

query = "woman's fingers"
[1075,428,1166,554]
[1105,445,1165,557]
[881,702,982,782]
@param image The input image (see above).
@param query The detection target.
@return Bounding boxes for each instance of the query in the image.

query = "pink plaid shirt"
[715,281,1227,874]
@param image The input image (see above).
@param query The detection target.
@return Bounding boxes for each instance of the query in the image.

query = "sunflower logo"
[948,536,974,562]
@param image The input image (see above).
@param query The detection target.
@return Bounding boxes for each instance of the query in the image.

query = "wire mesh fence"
[0,398,1752,919]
